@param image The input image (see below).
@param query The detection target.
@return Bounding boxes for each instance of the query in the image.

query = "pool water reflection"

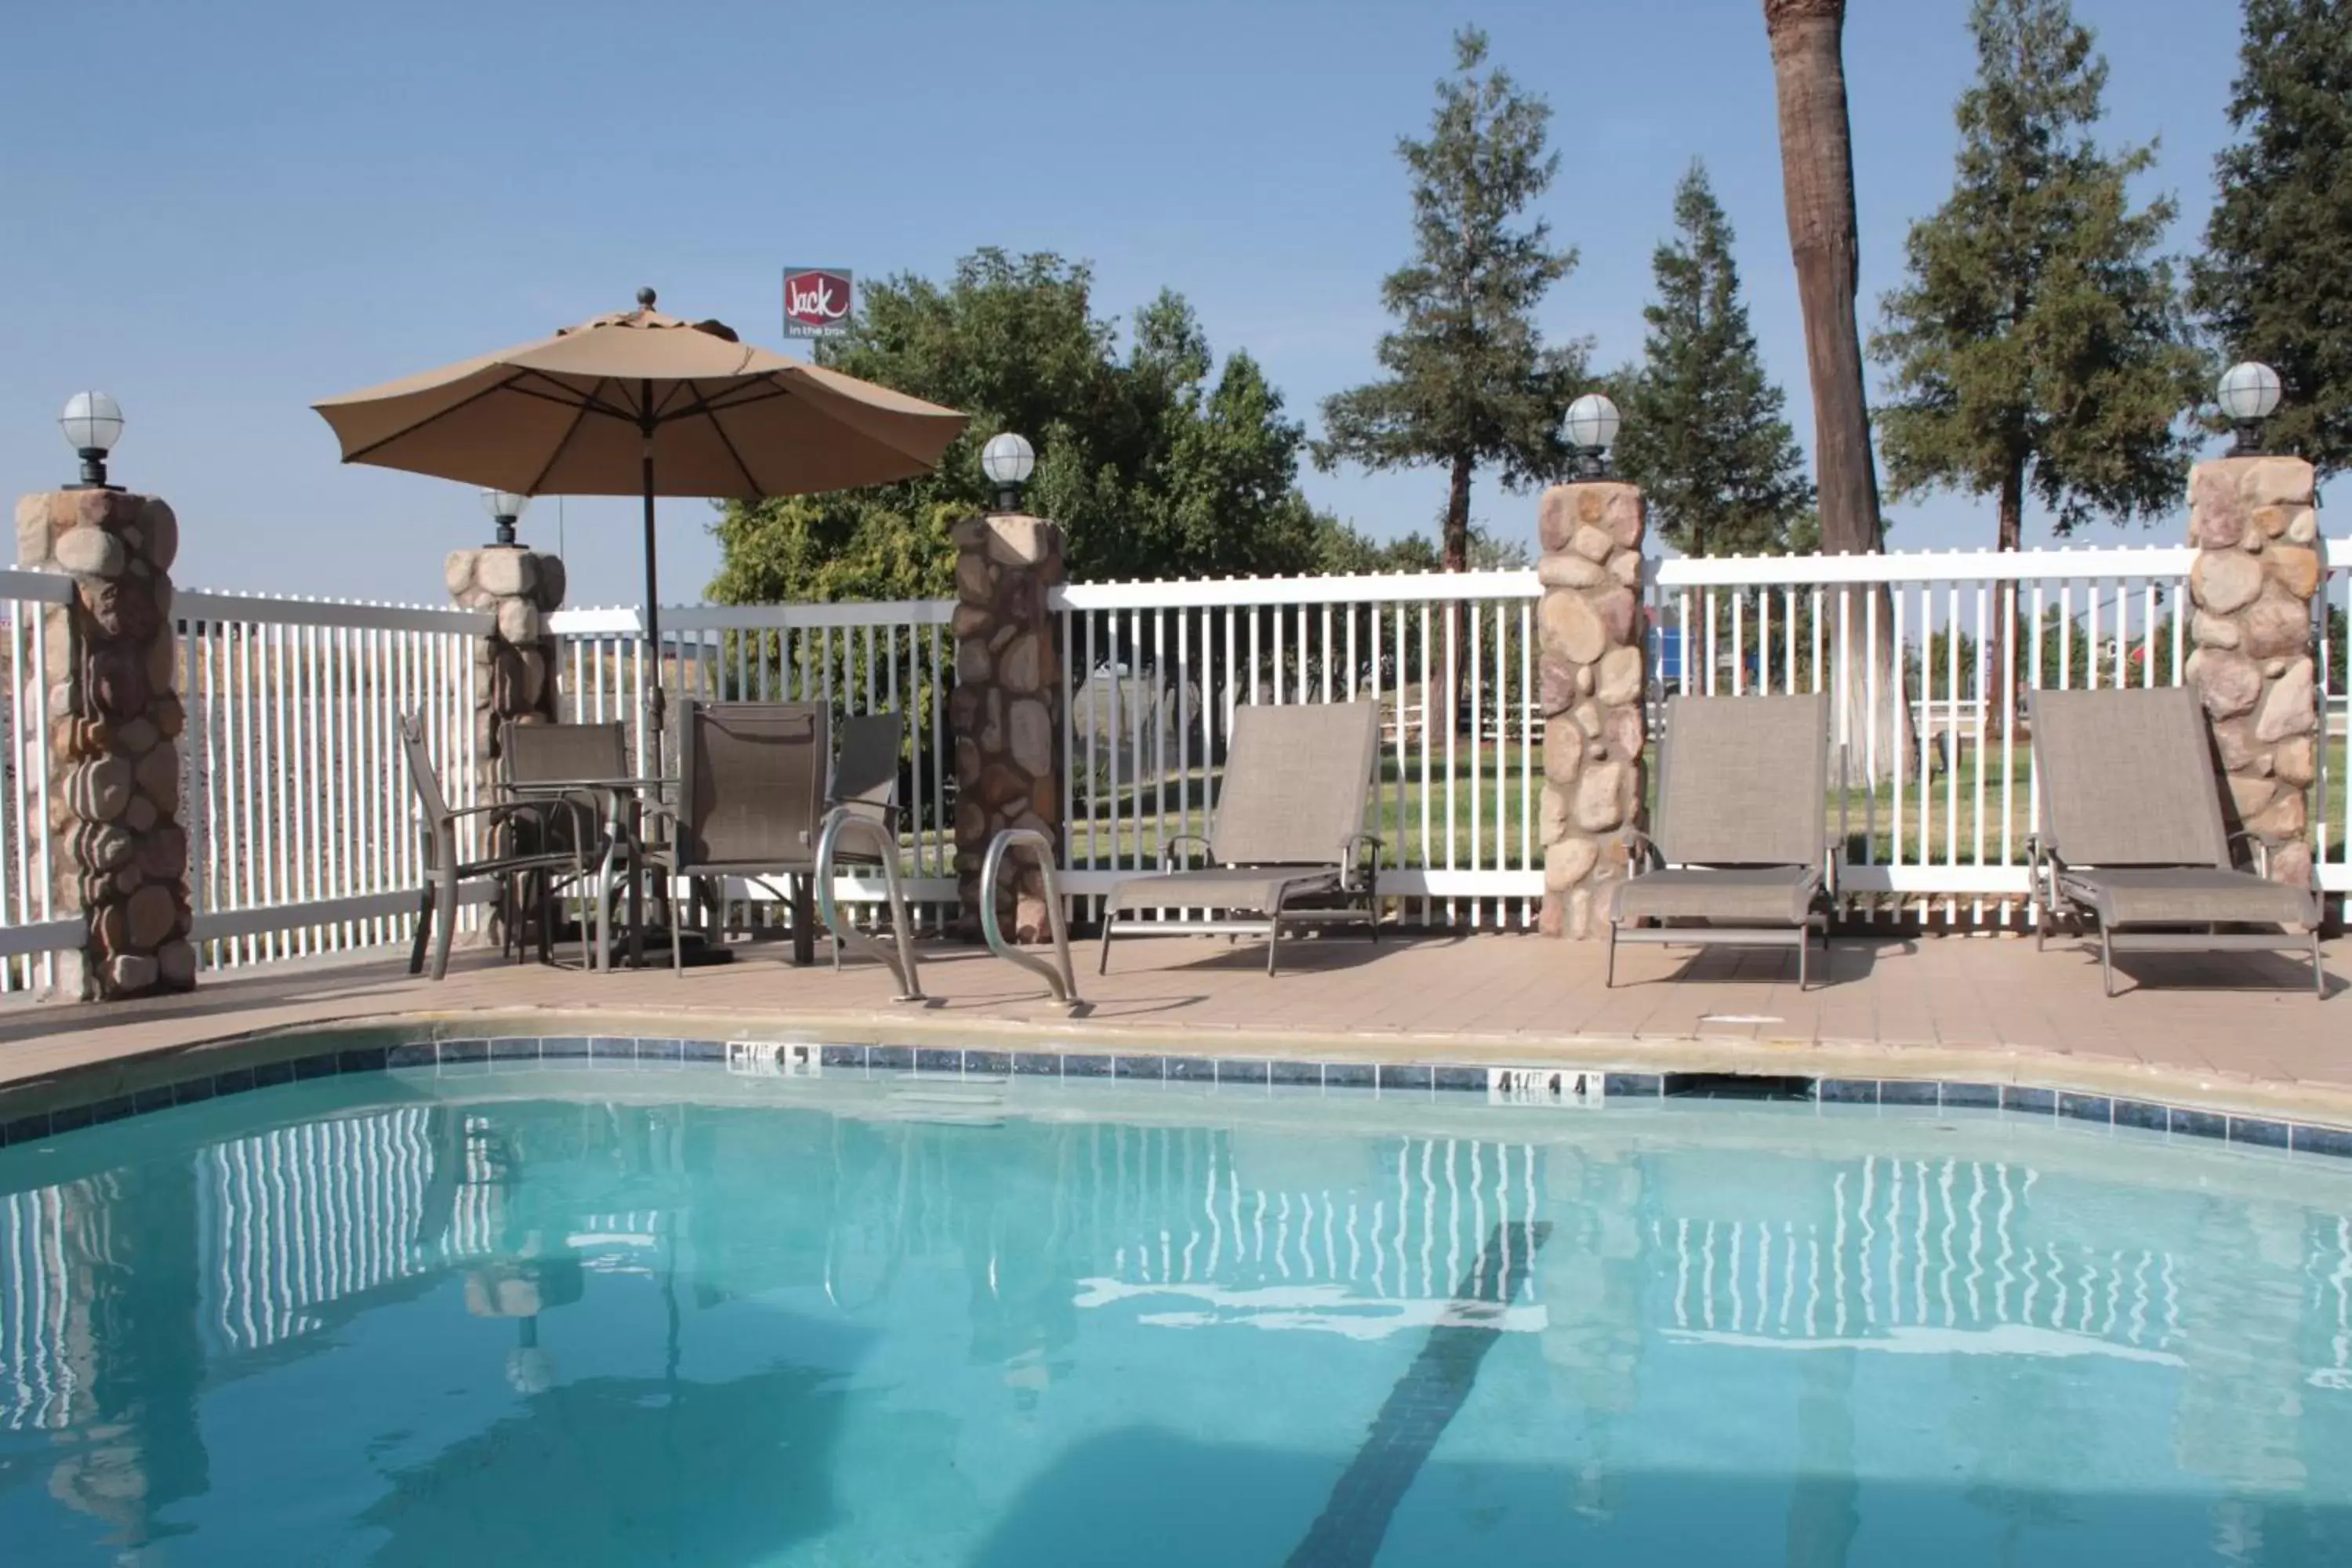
[3,1064,2352,1565]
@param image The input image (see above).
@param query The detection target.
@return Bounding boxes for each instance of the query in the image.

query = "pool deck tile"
[0,930,2343,1129]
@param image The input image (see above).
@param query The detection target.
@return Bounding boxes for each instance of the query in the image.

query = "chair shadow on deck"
[1103,930,1471,978]
[2061,940,2345,1000]
[1607,933,1896,990]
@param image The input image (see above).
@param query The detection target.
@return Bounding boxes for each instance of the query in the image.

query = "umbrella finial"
[637,287,657,310]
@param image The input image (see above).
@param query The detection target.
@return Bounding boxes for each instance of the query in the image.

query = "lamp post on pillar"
[446,488,566,801]
[1564,392,1622,482]
[15,394,196,998]
[1535,393,1647,939]
[59,392,126,491]
[951,434,1063,942]
[481,488,530,549]
[2218,361,2284,458]
[2185,361,2323,890]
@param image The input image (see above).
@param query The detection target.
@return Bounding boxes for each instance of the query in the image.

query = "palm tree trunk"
[1764,0,1878,557]
[1765,0,1912,786]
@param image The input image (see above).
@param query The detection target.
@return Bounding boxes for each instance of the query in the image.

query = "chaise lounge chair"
[1607,691,1835,989]
[2026,687,2325,998]
[1097,699,1384,977]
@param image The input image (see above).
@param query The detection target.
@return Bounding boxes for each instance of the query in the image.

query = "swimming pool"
[5,1043,2352,1564]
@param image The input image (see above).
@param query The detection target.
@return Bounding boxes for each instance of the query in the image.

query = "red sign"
[782,268,853,337]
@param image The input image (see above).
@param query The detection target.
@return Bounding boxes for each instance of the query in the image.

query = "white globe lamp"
[59,391,125,489]
[1564,393,1622,481]
[2218,362,2283,456]
[982,432,1036,512]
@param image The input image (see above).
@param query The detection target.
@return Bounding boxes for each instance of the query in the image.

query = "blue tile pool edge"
[5,1027,2352,1163]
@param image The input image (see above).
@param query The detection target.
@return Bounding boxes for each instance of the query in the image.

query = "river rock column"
[445,546,567,796]
[1535,482,1648,938]
[949,513,1064,941]
[14,488,194,998]
[2184,455,2325,889]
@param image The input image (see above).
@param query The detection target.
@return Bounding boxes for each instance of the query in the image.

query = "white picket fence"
[1650,542,2351,920]
[0,535,2344,985]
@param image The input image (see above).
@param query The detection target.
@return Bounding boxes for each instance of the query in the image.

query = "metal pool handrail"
[814,808,924,1003]
[980,828,1083,1011]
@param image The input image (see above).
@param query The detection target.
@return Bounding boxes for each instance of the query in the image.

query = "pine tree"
[1872,0,2201,551]
[2192,0,2352,476]
[1314,27,1587,572]
[1615,163,1814,557]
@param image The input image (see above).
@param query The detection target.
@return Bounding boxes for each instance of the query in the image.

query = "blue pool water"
[5,1059,2352,1565]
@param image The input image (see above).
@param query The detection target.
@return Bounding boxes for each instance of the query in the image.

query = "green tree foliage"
[1871,0,2201,550]
[2191,0,2352,475]
[1312,518,1445,575]
[1314,27,1587,572]
[1613,162,1814,557]
[709,250,1332,604]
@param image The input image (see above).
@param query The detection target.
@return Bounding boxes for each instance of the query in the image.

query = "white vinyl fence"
[0,536,2343,983]
[174,591,488,967]
[1,572,77,990]
[1647,541,2351,920]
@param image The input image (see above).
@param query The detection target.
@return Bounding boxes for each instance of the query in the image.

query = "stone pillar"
[2184,456,2324,889]
[949,512,1064,941]
[444,545,567,794]
[1534,481,1648,938]
[13,488,194,998]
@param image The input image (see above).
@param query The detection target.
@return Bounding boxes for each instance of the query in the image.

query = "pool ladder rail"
[979,828,1085,1013]
[812,807,925,1003]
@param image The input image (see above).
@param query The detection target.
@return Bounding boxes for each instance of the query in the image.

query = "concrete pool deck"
[1,927,2343,1127]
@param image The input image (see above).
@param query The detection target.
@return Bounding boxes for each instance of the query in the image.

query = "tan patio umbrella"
[314,289,967,720]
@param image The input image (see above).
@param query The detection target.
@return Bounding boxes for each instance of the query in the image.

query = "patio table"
[503,775,678,971]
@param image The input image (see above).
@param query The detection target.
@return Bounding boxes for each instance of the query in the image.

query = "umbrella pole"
[640,419,664,751]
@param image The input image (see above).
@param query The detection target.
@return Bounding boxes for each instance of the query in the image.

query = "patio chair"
[1097,699,1385,977]
[2025,687,2325,998]
[640,701,833,972]
[398,715,589,982]
[1606,692,1835,989]
[829,712,906,837]
[501,720,629,964]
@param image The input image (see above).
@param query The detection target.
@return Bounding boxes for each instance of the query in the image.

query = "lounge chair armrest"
[1162,833,1214,872]
[2223,830,2270,878]
[1621,828,1665,873]
[827,794,904,829]
[1341,833,1385,892]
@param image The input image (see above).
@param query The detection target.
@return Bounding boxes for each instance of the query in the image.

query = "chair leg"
[1265,917,1281,978]
[792,874,815,967]
[2100,925,2116,998]
[1798,924,1810,991]
[430,866,459,982]
[408,887,434,975]
[2315,930,2328,1000]
[1097,909,1118,976]
[1605,923,1618,989]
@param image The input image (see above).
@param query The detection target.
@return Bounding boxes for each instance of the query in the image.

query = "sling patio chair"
[2026,687,2325,998]
[640,701,833,973]
[399,715,591,981]
[814,711,908,969]
[1097,699,1385,978]
[1606,691,1836,989]
[501,719,630,966]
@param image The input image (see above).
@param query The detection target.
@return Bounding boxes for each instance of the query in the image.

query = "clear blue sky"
[0,0,2248,607]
